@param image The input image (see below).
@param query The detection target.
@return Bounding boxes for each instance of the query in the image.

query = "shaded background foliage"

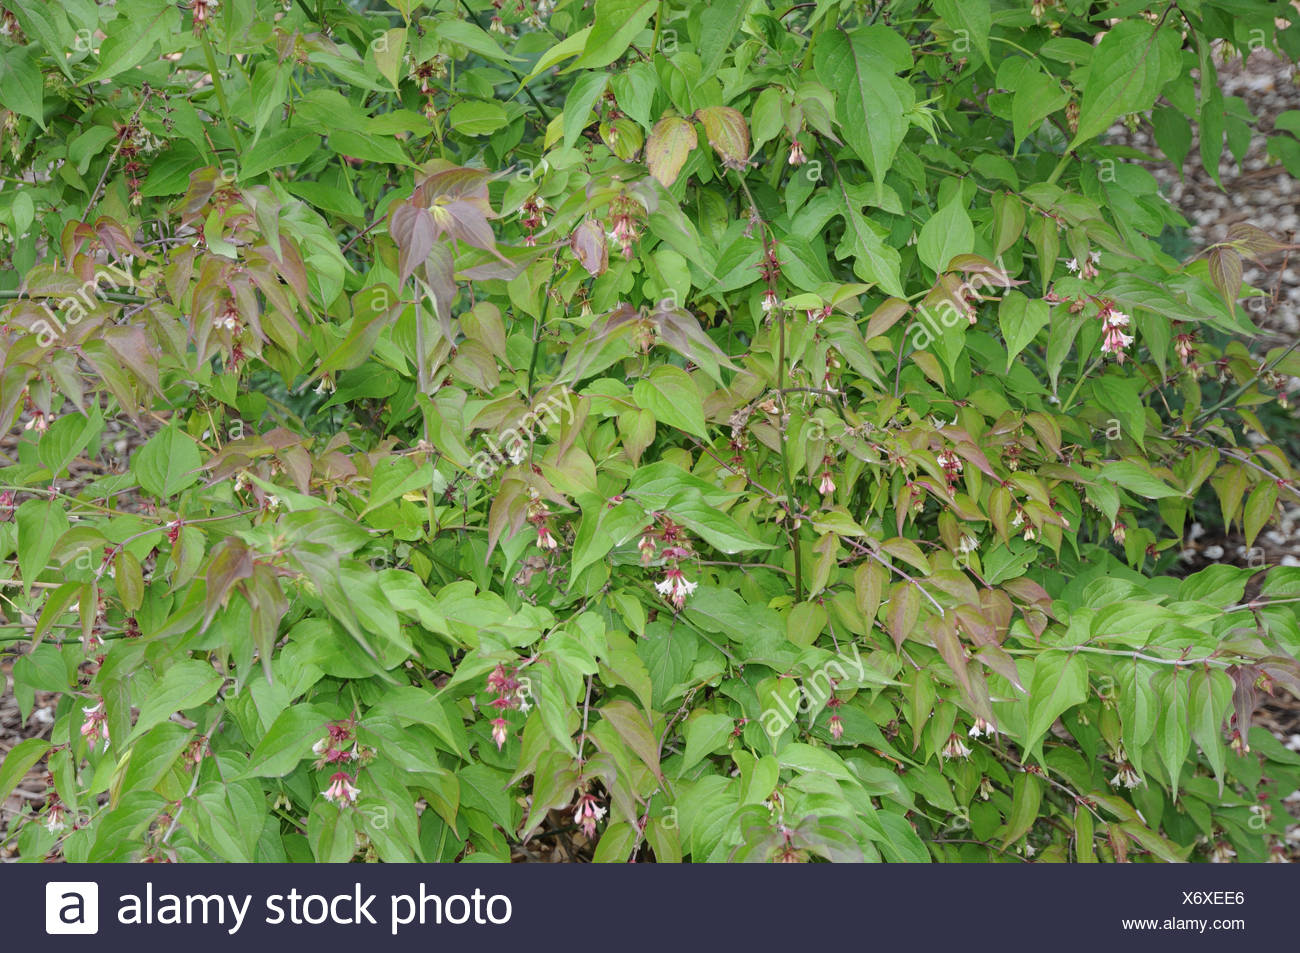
[1,0,1300,863]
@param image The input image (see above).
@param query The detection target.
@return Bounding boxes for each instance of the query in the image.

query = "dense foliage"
[2,0,1300,863]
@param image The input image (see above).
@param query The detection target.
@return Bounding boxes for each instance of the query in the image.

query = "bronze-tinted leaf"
[865,297,910,339]
[1226,222,1290,260]
[886,580,919,650]
[570,219,608,277]
[1207,245,1242,308]
[1226,663,1259,752]
[202,537,254,633]
[389,201,437,285]
[599,699,663,784]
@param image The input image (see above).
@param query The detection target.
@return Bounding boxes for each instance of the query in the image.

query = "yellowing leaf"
[693,106,750,170]
[646,116,698,187]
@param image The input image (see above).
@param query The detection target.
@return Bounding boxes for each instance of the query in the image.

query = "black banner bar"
[3,863,1293,951]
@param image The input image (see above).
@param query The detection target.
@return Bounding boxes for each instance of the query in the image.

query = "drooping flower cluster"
[1064,250,1101,279]
[641,516,698,611]
[0,7,25,42]
[523,0,556,29]
[607,195,642,260]
[1174,327,1200,376]
[44,794,67,834]
[214,295,240,333]
[1098,304,1134,363]
[324,772,360,806]
[936,448,963,492]
[519,196,547,247]
[80,701,110,752]
[787,137,807,166]
[942,732,971,759]
[757,241,783,317]
[488,0,509,35]
[826,697,844,740]
[407,53,448,121]
[526,496,559,552]
[1108,745,1143,789]
[815,454,836,496]
[313,719,370,768]
[656,568,698,611]
[572,791,607,839]
[188,0,219,36]
[485,662,528,750]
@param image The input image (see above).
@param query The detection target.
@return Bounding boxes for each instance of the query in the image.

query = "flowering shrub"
[2,0,1300,863]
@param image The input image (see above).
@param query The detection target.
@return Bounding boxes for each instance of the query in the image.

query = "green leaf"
[447,101,509,138]
[633,365,707,438]
[600,699,663,782]
[244,705,326,778]
[68,126,117,176]
[562,71,609,150]
[372,28,407,92]
[12,4,74,79]
[87,7,170,85]
[917,194,974,273]
[1155,668,1191,798]
[374,686,469,759]
[88,791,167,861]
[117,723,191,797]
[678,712,735,776]
[133,426,202,499]
[433,18,521,64]
[591,820,638,862]
[37,404,103,478]
[932,0,991,65]
[814,27,910,191]
[698,0,753,75]
[1099,461,1182,500]
[457,763,516,831]
[15,499,69,598]
[1070,20,1180,147]
[571,0,656,71]
[1001,771,1043,847]
[1243,478,1278,549]
[786,600,827,648]
[664,499,773,554]
[1023,651,1088,758]
[308,799,358,862]
[240,129,320,180]
[0,738,49,807]
[1188,669,1232,792]
[0,46,46,129]
[128,660,224,743]
[1151,104,1193,171]
[834,186,905,296]
[998,292,1050,371]
[1011,68,1070,151]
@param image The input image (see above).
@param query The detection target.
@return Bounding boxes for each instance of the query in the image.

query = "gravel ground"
[1117,48,1300,857]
